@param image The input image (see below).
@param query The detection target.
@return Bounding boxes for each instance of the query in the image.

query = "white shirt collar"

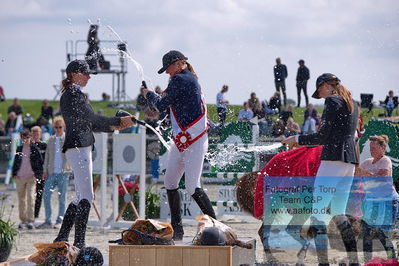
[72,83,82,90]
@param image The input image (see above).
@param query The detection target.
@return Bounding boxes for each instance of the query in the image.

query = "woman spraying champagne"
[143,50,216,240]
[53,60,135,248]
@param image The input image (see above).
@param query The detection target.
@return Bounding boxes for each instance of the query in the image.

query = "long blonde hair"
[185,61,198,79]
[328,81,354,113]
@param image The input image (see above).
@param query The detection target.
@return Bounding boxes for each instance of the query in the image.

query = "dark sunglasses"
[54,126,63,129]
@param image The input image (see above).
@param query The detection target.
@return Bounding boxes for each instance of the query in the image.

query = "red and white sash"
[170,98,208,152]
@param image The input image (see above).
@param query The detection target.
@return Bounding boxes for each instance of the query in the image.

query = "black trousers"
[275,80,287,106]
[217,107,227,125]
[34,178,45,218]
[296,81,308,107]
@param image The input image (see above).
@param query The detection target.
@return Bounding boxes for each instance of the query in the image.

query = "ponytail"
[330,82,354,113]
[61,73,73,93]
[185,61,198,79]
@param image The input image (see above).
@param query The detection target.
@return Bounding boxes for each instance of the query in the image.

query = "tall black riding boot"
[337,218,359,265]
[167,189,184,240]
[73,199,91,249]
[311,217,330,266]
[54,202,77,243]
[313,226,329,266]
[191,188,216,219]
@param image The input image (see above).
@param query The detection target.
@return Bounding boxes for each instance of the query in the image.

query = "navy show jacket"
[146,69,204,129]
[60,85,121,152]
[298,96,359,164]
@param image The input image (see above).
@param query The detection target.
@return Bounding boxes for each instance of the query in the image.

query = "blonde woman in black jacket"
[282,73,359,265]
[53,60,135,248]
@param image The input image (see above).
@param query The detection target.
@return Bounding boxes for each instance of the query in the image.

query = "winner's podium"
[109,237,255,266]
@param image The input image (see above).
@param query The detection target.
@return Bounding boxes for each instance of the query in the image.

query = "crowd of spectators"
[232,90,320,138]
[208,56,397,138]
[0,98,55,136]
[0,97,80,229]
[0,75,396,140]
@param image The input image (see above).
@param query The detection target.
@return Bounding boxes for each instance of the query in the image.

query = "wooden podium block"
[109,238,255,266]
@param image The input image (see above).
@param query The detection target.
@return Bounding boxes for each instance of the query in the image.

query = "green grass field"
[0,99,387,127]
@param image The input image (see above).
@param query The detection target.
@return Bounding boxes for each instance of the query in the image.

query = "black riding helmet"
[200,227,226,246]
[74,246,104,266]
[158,50,188,74]
[312,73,341,99]
[66,59,97,75]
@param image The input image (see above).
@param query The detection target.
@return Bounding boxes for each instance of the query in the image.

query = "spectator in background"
[38,117,71,229]
[8,97,23,115]
[272,119,285,137]
[0,115,5,136]
[12,129,43,230]
[261,99,279,116]
[23,113,36,131]
[248,92,260,112]
[136,86,148,111]
[302,103,319,134]
[36,116,53,135]
[40,100,53,121]
[296,59,310,107]
[356,102,364,138]
[155,86,162,95]
[5,111,18,136]
[253,103,269,136]
[384,90,398,117]
[216,85,229,126]
[279,104,294,125]
[238,102,254,122]
[269,91,282,113]
[144,107,160,131]
[31,126,47,219]
[0,86,5,101]
[273,57,288,106]
[355,135,397,262]
[285,117,301,136]
[101,92,110,101]
[144,107,161,183]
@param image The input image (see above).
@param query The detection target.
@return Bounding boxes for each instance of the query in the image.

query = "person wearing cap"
[296,59,310,107]
[53,59,135,248]
[143,50,216,240]
[216,85,229,126]
[282,73,359,265]
[273,57,288,106]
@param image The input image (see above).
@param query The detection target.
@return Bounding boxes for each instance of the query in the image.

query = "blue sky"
[0,0,398,106]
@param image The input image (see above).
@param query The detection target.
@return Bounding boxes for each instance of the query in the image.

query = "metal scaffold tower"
[58,39,130,102]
